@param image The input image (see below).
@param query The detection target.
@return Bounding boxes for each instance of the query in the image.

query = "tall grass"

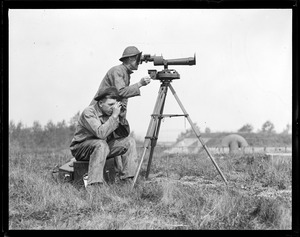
[8,145,291,230]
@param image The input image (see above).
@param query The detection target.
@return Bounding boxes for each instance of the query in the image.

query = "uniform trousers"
[71,136,138,186]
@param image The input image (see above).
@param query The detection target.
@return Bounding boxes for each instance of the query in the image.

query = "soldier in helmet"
[89,46,151,180]
[90,46,151,109]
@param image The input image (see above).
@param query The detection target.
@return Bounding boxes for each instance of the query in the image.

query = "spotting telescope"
[131,52,228,189]
[140,54,196,80]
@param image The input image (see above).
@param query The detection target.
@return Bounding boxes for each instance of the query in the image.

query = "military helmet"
[119,46,142,62]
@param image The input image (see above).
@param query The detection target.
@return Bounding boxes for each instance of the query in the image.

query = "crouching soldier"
[70,87,138,190]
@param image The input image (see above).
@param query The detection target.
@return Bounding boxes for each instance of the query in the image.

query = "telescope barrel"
[140,54,196,66]
[162,56,196,66]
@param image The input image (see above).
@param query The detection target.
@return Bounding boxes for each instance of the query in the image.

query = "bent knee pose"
[70,87,138,187]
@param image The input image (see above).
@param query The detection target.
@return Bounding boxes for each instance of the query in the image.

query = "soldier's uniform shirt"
[90,64,141,106]
[70,102,129,151]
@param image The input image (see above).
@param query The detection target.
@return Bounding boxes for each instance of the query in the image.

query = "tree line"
[9,120,74,149]
[9,113,292,150]
[9,112,79,149]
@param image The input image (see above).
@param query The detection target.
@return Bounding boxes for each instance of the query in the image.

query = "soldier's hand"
[138,76,151,87]
[119,102,127,118]
[112,101,122,118]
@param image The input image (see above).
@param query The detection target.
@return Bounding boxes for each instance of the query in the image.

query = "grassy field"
[8,145,292,230]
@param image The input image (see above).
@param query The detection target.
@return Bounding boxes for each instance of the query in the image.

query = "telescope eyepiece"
[140,54,154,63]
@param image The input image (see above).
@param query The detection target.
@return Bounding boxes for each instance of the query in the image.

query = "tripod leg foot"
[131,147,147,189]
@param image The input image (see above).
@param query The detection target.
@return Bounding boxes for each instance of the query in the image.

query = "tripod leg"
[132,146,147,187]
[168,84,228,184]
[146,85,168,178]
[131,84,168,189]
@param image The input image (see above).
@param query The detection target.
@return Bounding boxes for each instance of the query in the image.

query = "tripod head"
[140,54,196,81]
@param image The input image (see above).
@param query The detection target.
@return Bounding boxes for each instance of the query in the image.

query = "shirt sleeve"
[111,69,141,98]
[80,108,120,140]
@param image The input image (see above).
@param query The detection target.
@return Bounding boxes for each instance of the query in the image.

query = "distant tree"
[16,121,23,131]
[57,120,67,129]
[9,120,16,135]
[32,120,44,146]
[9,120,17,144]
[9,120,16,129]
[45,120,56,132]
[69,111,80,134]
[9,120,29,147]
[44,120,57,147]
[176,123,200,142]
[205,127,211,134]
[32,120,42,131]
[12,122,33,148]
[56,120,71,146]
[282,123,291,134]
[238,123,254,133]
[14,121,25,141]
[261,120,275,133]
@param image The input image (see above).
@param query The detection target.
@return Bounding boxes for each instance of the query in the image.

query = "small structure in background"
[221,134,248,154]
[164,138,211,154]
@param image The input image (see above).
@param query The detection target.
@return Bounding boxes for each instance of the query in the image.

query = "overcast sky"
[9,9,292,142]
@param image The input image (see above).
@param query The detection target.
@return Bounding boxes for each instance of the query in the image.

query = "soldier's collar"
[94,102,105,118]
[122,63,133,74]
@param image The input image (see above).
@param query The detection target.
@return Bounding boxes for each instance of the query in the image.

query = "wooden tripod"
[131,79,228,189]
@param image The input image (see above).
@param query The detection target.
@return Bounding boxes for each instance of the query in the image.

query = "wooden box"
[73,158,116,186]
[58,159,74,182]
[59,158,116,186]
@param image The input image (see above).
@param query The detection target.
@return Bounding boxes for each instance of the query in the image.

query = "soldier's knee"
[93,140,110,153]
[125,136,136,148]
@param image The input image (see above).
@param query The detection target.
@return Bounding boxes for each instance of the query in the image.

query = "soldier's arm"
[111,69,141,98]
[80,108,119,140]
